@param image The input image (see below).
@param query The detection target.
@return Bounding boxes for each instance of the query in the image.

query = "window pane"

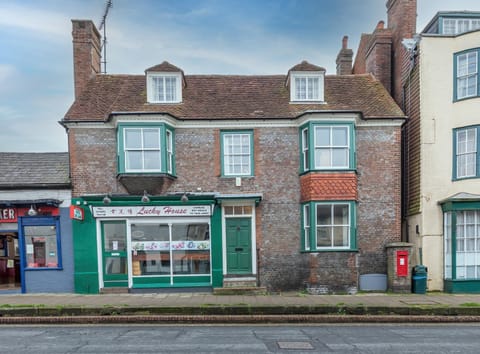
[333,226,349,247]
[125,129,142,149]
[316,148,330,167]
[316,227,331,247]
[317,205,331,225]
[295,77,306,100]
[307,77,319,100]
[165,77,177,101]
[152,77,164,101]
[315,127,330,146]
[126,151,142,170]
[103,223,126,251]
[332,148,348,167]
[144,151,161,170]
[332,127,348,146]
[143,129,160,149]
[333,204,349,224]
[25,225,58,268]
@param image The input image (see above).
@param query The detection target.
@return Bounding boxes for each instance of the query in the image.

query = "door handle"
[235,247,243,252]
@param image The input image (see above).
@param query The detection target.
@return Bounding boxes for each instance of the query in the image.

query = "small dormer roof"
[288,60,326,73]
[145,61,186,87]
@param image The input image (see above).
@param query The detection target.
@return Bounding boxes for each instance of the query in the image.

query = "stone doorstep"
[100,287,129,294]
[223,276,257,288]
[213,286,268,295]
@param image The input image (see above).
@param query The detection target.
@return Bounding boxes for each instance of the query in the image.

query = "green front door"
[101,221,128,287]
[226,218,252,274]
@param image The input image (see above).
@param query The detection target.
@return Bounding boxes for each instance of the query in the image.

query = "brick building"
[61,19,405,294]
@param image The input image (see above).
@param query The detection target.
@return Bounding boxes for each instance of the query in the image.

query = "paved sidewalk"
[1,292,480,324]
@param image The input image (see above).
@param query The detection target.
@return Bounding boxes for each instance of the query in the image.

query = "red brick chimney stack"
[336,35,353,75]
[71,20,101,99]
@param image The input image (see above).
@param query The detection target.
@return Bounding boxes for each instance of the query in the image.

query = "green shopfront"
[72,195,223,293]
[71,194,260,293]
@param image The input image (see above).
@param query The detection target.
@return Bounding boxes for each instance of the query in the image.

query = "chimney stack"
[72,20,101,99]
[336,36,353,75]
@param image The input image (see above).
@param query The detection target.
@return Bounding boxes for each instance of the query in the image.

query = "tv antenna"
[98,0,113,74]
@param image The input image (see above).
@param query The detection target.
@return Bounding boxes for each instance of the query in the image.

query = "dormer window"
[147,73,182,103]
[287,61,325,103]
[292,73,323,101]
[145,61,185,104]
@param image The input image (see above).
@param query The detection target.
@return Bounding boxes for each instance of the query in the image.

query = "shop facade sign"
[92,205,212,218]
[0,207,17,222]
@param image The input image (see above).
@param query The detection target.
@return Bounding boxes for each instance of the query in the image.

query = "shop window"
[131,222,210,277]
[21,217,62,269]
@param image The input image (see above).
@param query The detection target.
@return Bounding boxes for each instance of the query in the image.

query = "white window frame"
[290,71,324,102]
[443,18,480,35]
[303,204,310,251]
[166,129,173,174]
[222,132,252,177]
[302,127,309,171]
[456,127,477,179]
[315,203,351,250]
[124,127,162,172]
[314,125,350,169]
[456,51,478,100]
[147,72,182,103]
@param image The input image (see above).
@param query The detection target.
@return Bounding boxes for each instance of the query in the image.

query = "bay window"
[302,201,356,251]
[117,123,175,175]
[300,122,355,172]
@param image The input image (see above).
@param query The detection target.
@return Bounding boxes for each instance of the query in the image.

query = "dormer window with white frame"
[289,71,325,102]
[147,72,182,103]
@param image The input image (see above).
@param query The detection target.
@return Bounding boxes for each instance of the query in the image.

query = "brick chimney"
[336,36,353,75]
[71,20,101,99]
[386,0,417,105]
[364,21,393,94]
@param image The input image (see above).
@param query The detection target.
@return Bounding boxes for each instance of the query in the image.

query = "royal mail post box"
[396,250,408,277]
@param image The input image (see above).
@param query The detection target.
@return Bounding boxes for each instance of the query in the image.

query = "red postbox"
[396,250,408,277]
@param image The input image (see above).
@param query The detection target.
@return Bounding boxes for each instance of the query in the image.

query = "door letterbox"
[396,250,408,277]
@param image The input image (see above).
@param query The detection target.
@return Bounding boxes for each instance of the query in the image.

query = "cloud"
[0,3,70,39]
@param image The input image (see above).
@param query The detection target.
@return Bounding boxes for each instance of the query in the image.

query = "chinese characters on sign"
[92,205,212,218]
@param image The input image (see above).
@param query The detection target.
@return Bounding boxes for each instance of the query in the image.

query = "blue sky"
[1,0,479,152]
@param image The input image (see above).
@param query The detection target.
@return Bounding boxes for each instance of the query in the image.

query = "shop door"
[226,218,252,274]
[101,221,128,286]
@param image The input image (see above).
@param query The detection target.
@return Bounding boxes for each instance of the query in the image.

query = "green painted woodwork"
[210,205,223,287]
[101,221,128,283]
[444,279,480,293]
[226,218,252,274]
[72,199,99,294]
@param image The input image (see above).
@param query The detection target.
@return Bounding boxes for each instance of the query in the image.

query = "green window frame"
[443,200,480,281]
[117,123,175,175]
[453,125,480,180]
[301,201,356,252]
[220,130,254,177]
[454,48,480,101]
[299,122,355,173]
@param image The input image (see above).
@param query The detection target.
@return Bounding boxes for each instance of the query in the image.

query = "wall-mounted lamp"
[181,193,189,203]
[103,195,111,205]
[28,205,38,216]
[141,190,150,203]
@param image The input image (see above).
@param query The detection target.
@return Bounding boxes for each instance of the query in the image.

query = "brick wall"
[356,125,402,274]
[69,122,402,291]
[72,20,101,99]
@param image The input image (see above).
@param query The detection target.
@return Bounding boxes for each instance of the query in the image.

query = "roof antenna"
[98,0,113,74]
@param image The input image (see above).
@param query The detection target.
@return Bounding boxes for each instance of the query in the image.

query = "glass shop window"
[24,225,59,268]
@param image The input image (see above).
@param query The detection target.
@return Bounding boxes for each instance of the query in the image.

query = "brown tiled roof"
[63,72,404,122]
[288,60,325,72]
[145,61,183,73]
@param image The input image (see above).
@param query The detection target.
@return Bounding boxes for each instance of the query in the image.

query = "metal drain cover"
[277,341,314,350]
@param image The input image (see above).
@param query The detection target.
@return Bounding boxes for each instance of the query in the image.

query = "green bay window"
[117,123,175,175]
[300,122,355,173]
[301,201,356,251]
[221,130,254,177]
[442,198,480,292]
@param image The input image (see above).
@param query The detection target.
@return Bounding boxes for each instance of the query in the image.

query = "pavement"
[2,291,480,324]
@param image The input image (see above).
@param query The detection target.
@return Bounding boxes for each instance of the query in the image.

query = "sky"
[1,0,479,153]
